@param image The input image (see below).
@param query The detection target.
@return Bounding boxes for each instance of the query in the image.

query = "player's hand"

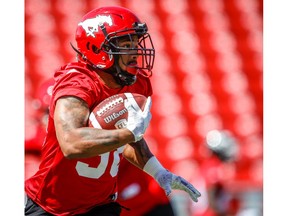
[124,96,152,142]
[155,169,201,202]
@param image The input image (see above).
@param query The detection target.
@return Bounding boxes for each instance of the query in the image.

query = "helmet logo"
[78,15,113,38]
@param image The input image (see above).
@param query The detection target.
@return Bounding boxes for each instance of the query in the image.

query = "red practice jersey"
[25,62,153,215]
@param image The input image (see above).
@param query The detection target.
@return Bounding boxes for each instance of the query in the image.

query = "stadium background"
[25,0,263,215]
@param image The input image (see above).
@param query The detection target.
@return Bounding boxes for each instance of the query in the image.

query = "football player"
[25,6,201,215]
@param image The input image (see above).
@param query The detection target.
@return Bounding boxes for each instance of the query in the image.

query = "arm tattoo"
[56,96,89,131]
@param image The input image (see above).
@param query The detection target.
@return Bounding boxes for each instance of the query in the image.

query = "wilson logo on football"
[104,108,127,124]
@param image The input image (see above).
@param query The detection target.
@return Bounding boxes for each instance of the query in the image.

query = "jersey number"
[75,147,124,179]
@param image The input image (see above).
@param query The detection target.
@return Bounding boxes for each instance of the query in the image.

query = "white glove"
[124,96,152,142]
[155,169,201,202]
[143,156,201,202]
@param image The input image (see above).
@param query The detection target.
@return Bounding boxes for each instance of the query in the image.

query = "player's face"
[117,35,139,72]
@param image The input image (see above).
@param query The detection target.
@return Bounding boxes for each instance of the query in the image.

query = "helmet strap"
[113,64,136,86]
[105,55,136,86]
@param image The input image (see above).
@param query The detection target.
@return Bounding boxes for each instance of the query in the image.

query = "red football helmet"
[74,6,155,79]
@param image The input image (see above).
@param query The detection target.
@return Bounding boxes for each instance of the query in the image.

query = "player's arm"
[54,96,135,159]
[123,138,202,203]
[122,138,153,169]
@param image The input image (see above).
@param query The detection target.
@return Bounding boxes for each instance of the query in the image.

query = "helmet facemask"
[101,22,155,78]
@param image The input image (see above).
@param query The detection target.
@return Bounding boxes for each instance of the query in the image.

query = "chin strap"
[113,64,136,86]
